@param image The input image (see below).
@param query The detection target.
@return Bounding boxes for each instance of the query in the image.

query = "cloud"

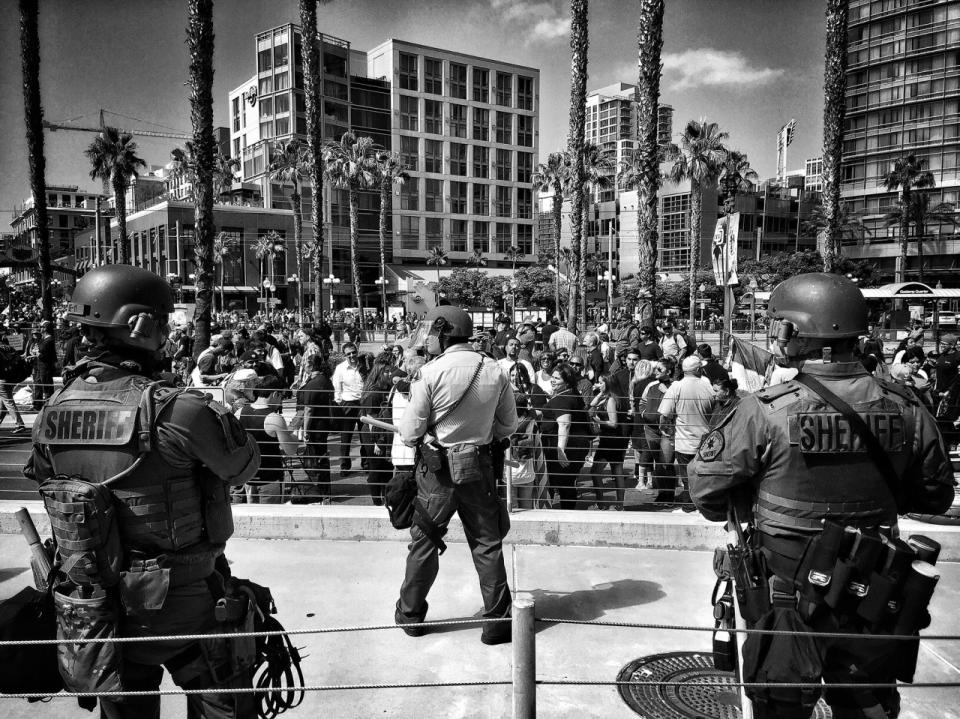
[662,49,785,90]
[489,0,569,43]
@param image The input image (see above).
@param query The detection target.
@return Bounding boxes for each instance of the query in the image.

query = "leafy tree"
[514,265,567,309]
[86,126,146,265]
[467,248,487,267]
[437,267,502,308]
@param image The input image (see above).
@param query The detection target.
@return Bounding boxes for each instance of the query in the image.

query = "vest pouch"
[448,444,482,485]
[119,563,171,616]
[199,469,235,544]
[40,475,123,588]
[53,582,124,695]
[418,441,449,481]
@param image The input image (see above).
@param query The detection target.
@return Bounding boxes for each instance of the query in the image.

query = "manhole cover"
[616,651,832,718]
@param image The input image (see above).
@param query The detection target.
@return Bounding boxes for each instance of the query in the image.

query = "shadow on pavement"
[528,578,666,632]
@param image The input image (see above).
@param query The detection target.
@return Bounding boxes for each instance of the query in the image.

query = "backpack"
[0,344,30,383]
[384,469,417,530]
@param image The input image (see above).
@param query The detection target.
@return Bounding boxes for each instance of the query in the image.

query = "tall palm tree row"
[819,0,850,273]
[633,0,664,323]
[86,127,146,265]
[882,154,936,284]
[323,132,378,330]
[376,151,409,328]
[298,0,330,318]
[185,0,216,356]
[566,0,589,331]
[883,190,955,285]
[425,246,449,303]
[577,141,613,321]
[665,118,729,326]
[254,231,286,307]
[212,230,239,314]
[718,150,759,213]
[532,152,571,319]
[19,0,53,321]
[268,138,311,321]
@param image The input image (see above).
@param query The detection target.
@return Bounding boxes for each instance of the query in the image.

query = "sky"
[0,0,827,223]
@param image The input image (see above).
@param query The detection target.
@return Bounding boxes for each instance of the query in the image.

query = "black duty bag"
[0,585,63,698]
[384,469,417,530]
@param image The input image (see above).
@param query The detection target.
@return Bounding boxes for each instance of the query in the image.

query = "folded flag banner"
[727,336,775,393]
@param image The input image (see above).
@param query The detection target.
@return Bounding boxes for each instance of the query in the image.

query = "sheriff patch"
[788,411,904,453]
[698,430,725,461]
[38,407,138,446]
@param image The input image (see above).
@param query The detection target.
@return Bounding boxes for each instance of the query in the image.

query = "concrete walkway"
[0,529,958,717]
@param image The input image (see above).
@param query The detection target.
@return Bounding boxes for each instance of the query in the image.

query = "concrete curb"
[3,500,959,558]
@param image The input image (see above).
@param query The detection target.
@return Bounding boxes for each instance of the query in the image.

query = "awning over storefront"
[754,281,960,302]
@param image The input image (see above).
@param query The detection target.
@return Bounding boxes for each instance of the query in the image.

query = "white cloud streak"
[662,49,785,90]
[490,0,570,43]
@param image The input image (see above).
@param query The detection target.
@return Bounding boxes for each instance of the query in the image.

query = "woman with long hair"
[637,357,677,504]
[510,361,547,412]
[629,359,657,488]
[587,373,630,510]
[359,349,399,505]
[541,363,591,509]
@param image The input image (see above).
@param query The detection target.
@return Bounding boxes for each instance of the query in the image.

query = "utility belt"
[418,439,495,486]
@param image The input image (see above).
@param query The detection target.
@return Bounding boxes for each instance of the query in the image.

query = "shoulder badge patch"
[698,430,725,461]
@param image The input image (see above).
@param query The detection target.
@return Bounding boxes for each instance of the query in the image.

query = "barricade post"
[512,593,536,719]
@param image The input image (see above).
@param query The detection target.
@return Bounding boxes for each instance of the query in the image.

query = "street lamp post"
[262,278,275,319]
[599,270,615,323]
[375,275,388,343]
[748,277,759,340]
[323,274,341,315]
[698,282,706,330]
[287,275,301,325]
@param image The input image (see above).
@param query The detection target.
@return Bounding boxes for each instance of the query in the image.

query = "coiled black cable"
[253,614,305,719]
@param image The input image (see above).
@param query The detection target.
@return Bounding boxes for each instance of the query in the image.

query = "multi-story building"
[805,156,824,193]
[366,39,539,267]
[841,0,960,281]
[10,185,107,260]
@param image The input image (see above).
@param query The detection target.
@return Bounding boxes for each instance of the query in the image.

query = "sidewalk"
[0,533,958,718]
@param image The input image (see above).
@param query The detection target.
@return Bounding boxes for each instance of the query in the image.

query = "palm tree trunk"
[580,207,589,326]
[19,0,53,322]
[349,189,365,330]
[899,189,910,283]
[380,178,390,342]
[186,0,216,357]
[113,175,130,265]
[819,0,849,274]
[916,217,925,285]
[552,181,563,320]
[292,189,303,323]
[688,181,702,327]
[566,0,589,332]
[299,0,325,322]
[219,261,225,316]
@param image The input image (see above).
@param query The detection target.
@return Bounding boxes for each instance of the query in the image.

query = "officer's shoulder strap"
[874,376,920,405]
[754,381,800,403]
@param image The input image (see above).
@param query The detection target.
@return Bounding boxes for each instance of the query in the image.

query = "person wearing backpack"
[25,265,262,719]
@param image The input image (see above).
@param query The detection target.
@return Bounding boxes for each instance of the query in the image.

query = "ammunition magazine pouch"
[53,583,124,695]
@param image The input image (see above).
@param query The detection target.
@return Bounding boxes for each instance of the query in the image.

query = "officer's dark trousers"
[100,575,254,719]
[397,459,512,641]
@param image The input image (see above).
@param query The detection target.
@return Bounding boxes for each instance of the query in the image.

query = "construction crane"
[42,108,191,140]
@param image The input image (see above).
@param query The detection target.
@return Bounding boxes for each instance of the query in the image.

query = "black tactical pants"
[397,457,512,642]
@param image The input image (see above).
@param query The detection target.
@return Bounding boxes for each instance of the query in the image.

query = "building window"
[495,112,513,144]
[425,217,443,250]
[473,145,489,178]
[401,179,420,210]
[496,72,512,106]
[259,97,273,117]
[517,75,533,110]
[495,186,512,217]
[274,93,290,113]
[257,39,272,72]
[401,215,420,250]
[218,228,244,285]
[472,221,489,252]
[400,95,418,131]
[275,117,290,135]
[517,115,533,147]
[450,143,468,176]
[496,149,512,181]
[473,184,489,215]
[425,178,443,212]
[400,135,419,171]
[473,67,489,103]
[517,188,532,220]
[450,181,468,214]
[517,152,532,184]
[450,219,468,252]
[424,99,443,135]
[449,63,467,99]
[517,224,532,255]
[424,57,443,95]
[260,120,273,139]
[399,52,418,91]
[274,41,288,67]
[424,139,443,173]
[473,107,489,141]
[449,103,467,138]
[496,223,513,253]
[232,97,240,131]
[275,69,290,91]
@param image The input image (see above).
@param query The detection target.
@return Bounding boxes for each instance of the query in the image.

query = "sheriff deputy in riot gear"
[394,305,518,644]
[689,273,954,719]
[25,265,260,718]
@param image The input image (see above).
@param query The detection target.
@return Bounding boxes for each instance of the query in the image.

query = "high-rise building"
[841,0,960,281]
[805,156,824,193]
[366,39,539,265]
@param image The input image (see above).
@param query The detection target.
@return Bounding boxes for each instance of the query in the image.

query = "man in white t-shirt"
[657,355,715,508]
[497,337,535,380]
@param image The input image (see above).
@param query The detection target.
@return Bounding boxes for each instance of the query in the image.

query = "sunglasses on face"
[345,352,357,357]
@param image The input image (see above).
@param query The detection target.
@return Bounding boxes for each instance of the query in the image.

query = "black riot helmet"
[424,306,473,355]
[766,273,867,359]
[66,265,175,353]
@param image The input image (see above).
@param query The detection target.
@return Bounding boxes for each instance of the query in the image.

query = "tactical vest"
[37,368,208,558]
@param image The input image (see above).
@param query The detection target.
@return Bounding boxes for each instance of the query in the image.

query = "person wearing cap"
[696,343,729,386]
[656,354,715,507]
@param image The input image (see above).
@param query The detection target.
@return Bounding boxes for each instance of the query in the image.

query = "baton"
[360,415,520,468]
[16,507,53,592]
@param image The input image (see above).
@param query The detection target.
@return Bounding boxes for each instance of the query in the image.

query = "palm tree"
[425,246,449,303]
[213,230,239,314]
[504,244,525,282]
[882,154,936,283]
[86,126,146,265]
[804,200,871,248]
[19,0,52,321]
[665,118,729,325]
[566,0,590,331]
[718,150,758,214]
[298,0,331,320]
[268,138,311,323]
[170,142,237,204]
[376,151,409,334]
[213,152,239,200]
[631,0,665,322]
[578,142,614,322]
[883,191,956,284]
[819,0,850,272]
[254,231,286,311]
[185,0,216,356]
[532,151,571,320]
[323,132,378,329]
[467,248,487,267]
